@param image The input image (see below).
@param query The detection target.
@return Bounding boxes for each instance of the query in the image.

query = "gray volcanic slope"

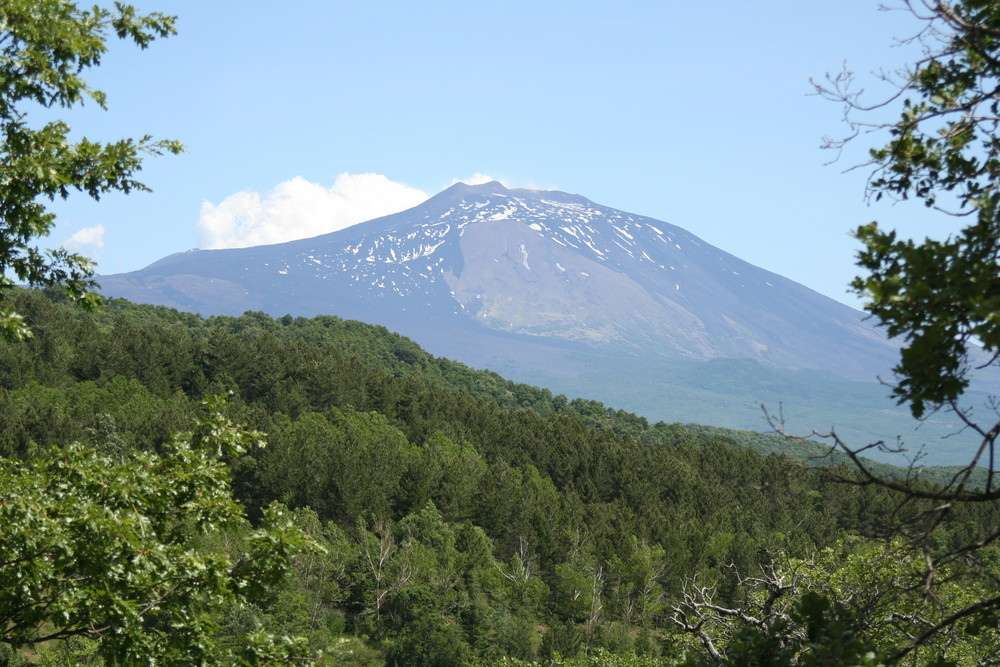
[99,180,896,384]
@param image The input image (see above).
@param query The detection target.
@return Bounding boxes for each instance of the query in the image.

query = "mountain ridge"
[96,180,1000,464]
[98,180,895,382]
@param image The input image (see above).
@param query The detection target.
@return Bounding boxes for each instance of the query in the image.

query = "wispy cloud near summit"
[197,173,428,249]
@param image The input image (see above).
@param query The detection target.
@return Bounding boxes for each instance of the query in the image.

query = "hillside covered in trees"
[4,1,1000,664]
[1,288,996,665]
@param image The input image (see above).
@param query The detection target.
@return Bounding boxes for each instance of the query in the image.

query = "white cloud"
[62,224,105,257]
[197,173,428,249]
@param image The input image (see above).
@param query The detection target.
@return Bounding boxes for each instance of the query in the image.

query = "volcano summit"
[98,180,894,382]
[94,180,965,453]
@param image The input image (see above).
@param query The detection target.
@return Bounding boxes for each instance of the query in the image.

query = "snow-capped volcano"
[99,180,894,382]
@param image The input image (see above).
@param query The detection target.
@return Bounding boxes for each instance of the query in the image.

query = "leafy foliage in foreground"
[1,290,997,664]
[0,396,315,664]
[0,1,182,341]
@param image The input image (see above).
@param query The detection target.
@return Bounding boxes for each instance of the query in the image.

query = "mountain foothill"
[3,183,995,664]
[97,181,992,465]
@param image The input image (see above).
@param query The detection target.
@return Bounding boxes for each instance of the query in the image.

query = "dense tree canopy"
[0,396,316,664]
[2,289,995,664]
[3,1,1000,664]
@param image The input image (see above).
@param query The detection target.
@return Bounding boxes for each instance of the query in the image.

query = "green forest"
[0,288,997,665]
[4,0,1000,664]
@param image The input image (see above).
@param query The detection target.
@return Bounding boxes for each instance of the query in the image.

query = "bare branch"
[894,593,1000,661]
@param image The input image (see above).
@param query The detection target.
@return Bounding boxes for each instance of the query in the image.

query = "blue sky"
[49,1,950,309]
